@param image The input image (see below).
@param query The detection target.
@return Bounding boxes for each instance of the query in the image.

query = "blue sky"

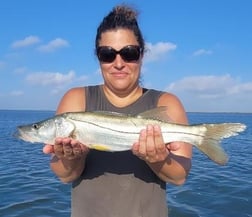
[1,0,251,112]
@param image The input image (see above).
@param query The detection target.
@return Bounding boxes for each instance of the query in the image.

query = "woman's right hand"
[43,138,89,183]
[43,137,89,160]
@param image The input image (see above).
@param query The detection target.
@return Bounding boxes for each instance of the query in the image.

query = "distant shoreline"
[0,109,55,112]
[0,109,251,114]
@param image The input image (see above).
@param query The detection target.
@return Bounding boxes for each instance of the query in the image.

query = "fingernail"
[147,125,152,131]
[155,125,161,131]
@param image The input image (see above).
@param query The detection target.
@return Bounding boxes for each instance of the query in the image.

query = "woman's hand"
[132,125,180,163]
[43,138,89,183]
[43,137,89,160]
[132,124,188,184]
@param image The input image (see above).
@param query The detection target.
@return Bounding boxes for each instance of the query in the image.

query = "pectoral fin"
[55,117,76,137]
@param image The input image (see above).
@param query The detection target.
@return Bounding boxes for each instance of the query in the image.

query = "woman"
[43,5,192,217]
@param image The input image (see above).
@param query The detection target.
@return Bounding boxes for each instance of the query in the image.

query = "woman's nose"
[113,54,125,68]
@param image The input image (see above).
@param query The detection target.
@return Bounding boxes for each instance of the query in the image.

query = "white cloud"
[143,42,177,62]
[165,74,252,112]
[38,38,69,52]
[11,36,41,48]
[26,70,75,86]
[166,74,252,99]
[193,49,213,56]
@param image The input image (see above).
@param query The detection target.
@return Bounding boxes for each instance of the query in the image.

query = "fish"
[15,107,246,165]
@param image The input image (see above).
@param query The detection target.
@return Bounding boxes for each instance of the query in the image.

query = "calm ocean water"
[0,110,251,217]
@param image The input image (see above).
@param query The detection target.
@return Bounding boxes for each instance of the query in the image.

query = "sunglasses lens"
[120,46,140,62]
[97,45,141,63]
[97,47,116,63]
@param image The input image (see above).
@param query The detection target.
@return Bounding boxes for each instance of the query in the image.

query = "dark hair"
[95,4,145,55]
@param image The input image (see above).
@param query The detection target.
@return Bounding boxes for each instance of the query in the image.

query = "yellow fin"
[90,144,111,151]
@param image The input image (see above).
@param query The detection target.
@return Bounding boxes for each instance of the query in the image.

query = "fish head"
[16,115,76,144]
[16,117,58,144]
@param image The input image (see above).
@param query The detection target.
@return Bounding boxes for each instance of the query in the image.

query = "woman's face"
[97,29,143,93]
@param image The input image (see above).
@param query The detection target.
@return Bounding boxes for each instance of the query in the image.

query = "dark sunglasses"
[97,45,142,63]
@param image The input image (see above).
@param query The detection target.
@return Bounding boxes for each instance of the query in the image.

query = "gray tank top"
[71,85,168,217]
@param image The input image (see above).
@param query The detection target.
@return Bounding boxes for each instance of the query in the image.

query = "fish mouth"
[13,128,34,143]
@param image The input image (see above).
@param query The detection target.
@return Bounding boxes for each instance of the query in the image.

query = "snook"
[16,107,246,165]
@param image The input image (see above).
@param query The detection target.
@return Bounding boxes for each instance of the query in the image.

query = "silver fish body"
[16,108,246,165]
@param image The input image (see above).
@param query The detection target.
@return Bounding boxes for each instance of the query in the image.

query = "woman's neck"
[102,84,143,108]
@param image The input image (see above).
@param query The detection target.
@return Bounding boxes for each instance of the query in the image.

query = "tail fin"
[196,123,246,165]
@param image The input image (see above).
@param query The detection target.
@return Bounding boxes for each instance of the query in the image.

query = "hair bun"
[113,5,138,21]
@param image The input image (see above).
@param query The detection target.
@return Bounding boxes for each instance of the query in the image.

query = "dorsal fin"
[137,106,172,122]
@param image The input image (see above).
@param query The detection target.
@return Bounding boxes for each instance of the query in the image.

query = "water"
[0,110,251,217]
[167,112,252,217]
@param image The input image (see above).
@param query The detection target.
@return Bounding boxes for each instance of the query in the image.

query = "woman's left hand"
[132,125,170,163]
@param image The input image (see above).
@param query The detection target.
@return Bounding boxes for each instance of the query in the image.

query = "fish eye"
[32,124,39,129]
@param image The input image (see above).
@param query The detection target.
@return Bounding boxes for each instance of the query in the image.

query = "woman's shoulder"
[61,87,86,102]
[158,91,181,103]
[157,91,187,124]
[56,87,86,114]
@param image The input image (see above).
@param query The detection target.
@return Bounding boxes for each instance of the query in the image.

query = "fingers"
[43,144,54,154]
[132,125,169,163]
[166,142,181,151]
[44,137,89,160]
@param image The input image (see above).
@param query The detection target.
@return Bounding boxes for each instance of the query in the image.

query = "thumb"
[166,143,181,152]
[43,144,54,154]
